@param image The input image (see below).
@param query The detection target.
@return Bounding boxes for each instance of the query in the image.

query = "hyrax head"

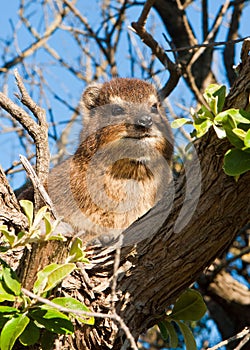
[79,78,173,164]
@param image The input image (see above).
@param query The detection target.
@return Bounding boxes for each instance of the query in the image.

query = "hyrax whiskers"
[43,78,173,243]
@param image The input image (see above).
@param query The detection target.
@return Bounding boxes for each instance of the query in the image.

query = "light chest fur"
[47,78,173,243]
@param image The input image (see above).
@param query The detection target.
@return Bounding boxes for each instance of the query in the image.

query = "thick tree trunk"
[63,43,250,349]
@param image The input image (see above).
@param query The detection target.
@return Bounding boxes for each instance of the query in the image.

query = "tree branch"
[130,0,181,99]
[0,165,28,231]
[0,70,50,209]
[223,1,244,86]
[0,5,67,73]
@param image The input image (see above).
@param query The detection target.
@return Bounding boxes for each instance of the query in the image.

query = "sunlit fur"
[48,78,173,241]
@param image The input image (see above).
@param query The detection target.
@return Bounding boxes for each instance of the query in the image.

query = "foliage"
[172,84,250,177]
[158,289,207,350]
[0,200,65,250]
[0,201,93,349]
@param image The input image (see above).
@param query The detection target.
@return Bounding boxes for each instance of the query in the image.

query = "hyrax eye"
[111,105,125,116]
[151,103,158,113]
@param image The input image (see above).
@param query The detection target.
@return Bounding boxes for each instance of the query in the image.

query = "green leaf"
[32,206,48,229]
[208,94,218,115]
[221,117,245,149]
[171,118,191,129]
[215,109,250,125]
[223,149,250,176]
[30,308,74,335]
[0,314,30,350]
[0,247,9,253]
[197,105,214,121]
[0,282,16,302]
[51,297,95,325]
[193,118,213,138]
[204,84,226,114]
[68,238,89,263]
[19,200,34,226]
[171,289,207,321]
[44,213,53,235]
[232,128,247,141]
[0,226,16,246]
[158,321,178,347]
[244,128,250,148]
[45,263,75,292]
[40,330,56,350]
[0,306,19,313]
[158,320,169,340]
[19,320,40,346]
[17,231,26,240]
[213,125,226,139]
[33,263,58,294]
[199,84,225,116]
[213,84,226,113]
[2,266,21,296]
[33,263,75,294]
[175,320,197,350]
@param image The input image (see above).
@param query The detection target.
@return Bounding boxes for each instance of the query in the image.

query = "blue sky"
[0,2,249,348]
[0,1,250,189]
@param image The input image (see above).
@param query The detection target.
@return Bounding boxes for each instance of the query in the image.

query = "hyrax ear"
[82,83,103,110]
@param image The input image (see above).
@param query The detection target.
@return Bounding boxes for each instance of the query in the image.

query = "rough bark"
[61,43,250,349]
[0,165,28,231]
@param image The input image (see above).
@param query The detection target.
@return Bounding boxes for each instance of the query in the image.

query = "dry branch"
[131,0,181,99]
[0,70,49,209]
[0,6,67,73]
[0,165,28,231]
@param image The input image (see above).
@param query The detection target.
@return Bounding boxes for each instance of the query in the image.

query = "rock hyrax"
[28,78,174,243]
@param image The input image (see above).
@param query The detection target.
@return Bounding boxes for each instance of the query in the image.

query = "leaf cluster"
[172,84,250,177]
[0,201,92,349]
[0,200,65,250]
[158,289,207,350]
[0,261,94,349]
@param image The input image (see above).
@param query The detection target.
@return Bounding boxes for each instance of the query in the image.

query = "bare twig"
[19,155,58,220]
[130,0,181,99]
[136,0,156,28]
[22,286,139,350]
[111,234,124,312]
[184,0,230,105]
[187,0,231,69]
[202,0,208,40]
[0,6,67,73]
[14,70,49,209]
[223,2,244,85]
[0,71,49,209]
[207,327,250,350]
[63,0,109,60]
[234,332,250,350]
[18,4,87,82]
[165,36,250,53]
[210,245,250,278]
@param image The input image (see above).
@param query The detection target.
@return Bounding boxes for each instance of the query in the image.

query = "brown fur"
[21,78,173,243]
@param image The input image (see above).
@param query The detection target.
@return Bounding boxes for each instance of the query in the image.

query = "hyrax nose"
[136,115,153,129]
